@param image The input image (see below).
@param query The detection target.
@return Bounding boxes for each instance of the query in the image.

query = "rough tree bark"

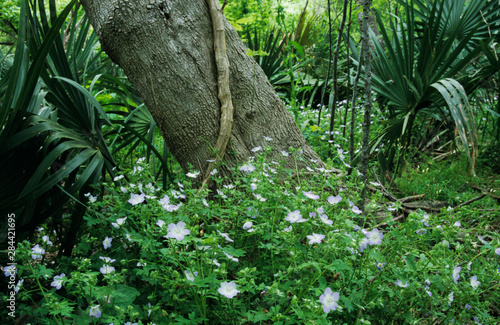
[358,0,373,211]
[80,0,324,179]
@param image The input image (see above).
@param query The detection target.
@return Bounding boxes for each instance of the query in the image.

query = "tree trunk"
[327,0,349,149]
[358,0,373,211]
[80,0,323,178]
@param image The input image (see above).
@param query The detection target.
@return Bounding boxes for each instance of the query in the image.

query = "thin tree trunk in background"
[348,6,365,175]
[318,0,333,126]
[342,0,353,138]
[358,0,373,211]
[328,0,349,152]
[497,74,500,144]
[79,0,324,180]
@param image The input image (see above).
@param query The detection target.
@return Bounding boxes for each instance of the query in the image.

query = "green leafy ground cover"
[2,140,499,324]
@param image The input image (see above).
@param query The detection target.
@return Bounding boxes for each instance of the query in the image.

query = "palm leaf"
[431,78,478,174]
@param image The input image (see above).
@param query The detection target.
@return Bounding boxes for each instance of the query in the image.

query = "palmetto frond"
[367,0,499,175]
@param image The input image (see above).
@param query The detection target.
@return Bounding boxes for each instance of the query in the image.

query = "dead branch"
[399,194,426,203]
[470,185,500,203]
[453,193,486,210]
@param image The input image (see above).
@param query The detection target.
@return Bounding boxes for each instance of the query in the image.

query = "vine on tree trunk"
[200,0,234,191]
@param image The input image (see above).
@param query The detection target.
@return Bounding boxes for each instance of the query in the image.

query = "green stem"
[28,262,63,323]
[283,268,326,315]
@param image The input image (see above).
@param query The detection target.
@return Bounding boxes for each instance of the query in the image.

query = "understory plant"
[2,144,499,324]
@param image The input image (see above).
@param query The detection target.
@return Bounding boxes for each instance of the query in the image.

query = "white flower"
[242,221,253,230]
[51,273,65,290]
[327,195,342,204]
[351,205,362,214]
[85,192,97,203]
[156,220,166,228]
[218,281,240,298]
[111,217,127,229]
[89,305,101,318]
[145,183,155,192]
[365,228,383,245]
[470,276,480,290]
[171,190,185,199]
[100,264,115,275]
[358,237,369,252]
[103,237,113,249]
[128,193,145,205]
[454,221,461,227]
[212,259,221,267]
[285,210,307,223]
[162,202,182,212]
[158,194,170,206]
[240,163,256,173]
[263,136,272,141]
[184,270,198,282]
[14,279,23,293]
[281,150,289,157]
[31,244,45,260]
[253,193,266,201]
[250,183,257,191]
[416,229,427,235]
[395,280,410,288]
[420,213,430,226]
[448,291,454,306]
[319,288,339,313]
[306,233,325,245]
[165,221,190,241]
[452,266,461,283]
[251,146,262,152]
[319,214,333,226]
[216,189,227,198]
[217,230,234,242]
[302,191,320,200]
[186,171,200,178]
[113,175,124,181]
[99,256,116,263]
[317,206,333,226]
[42,235,53,245]
[223,251,239,262]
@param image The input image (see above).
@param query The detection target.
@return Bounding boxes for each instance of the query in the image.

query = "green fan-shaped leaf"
[431,78,477,174]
